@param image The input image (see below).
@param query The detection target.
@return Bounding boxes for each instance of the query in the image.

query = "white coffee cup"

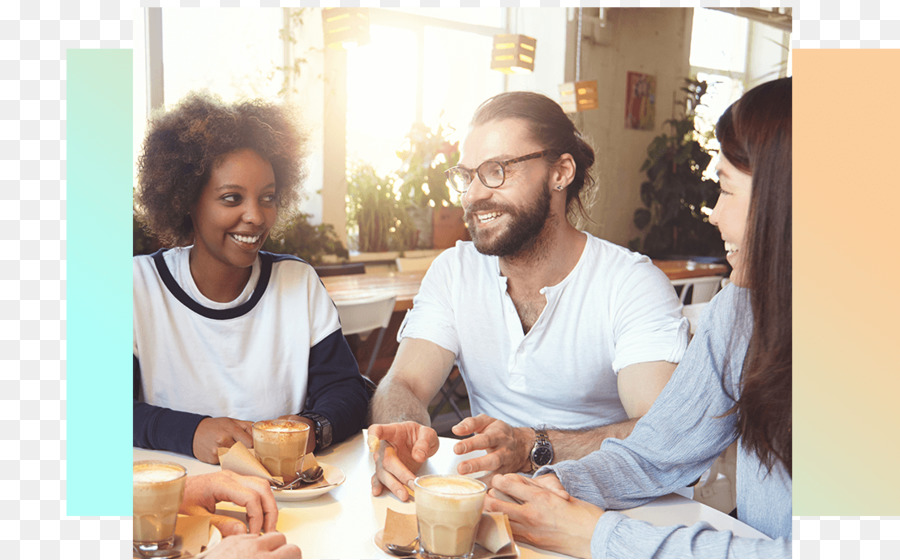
[414,474,487,559]
[133,460,187,554]
[252,419,309,481]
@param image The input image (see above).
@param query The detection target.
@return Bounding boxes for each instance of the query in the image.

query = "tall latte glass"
[414,474,487,559]
[252,419,310,482]
[133,461,187,554]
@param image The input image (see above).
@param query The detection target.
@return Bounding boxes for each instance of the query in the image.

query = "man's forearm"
[547,417,639,463]
[370,376,432,426]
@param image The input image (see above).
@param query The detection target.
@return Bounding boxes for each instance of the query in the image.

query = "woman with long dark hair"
[484,77,792,558]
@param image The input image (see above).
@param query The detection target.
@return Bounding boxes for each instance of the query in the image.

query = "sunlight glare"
[346,27,418,174]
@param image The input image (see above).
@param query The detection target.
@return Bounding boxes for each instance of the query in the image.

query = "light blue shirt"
[539,284,791,559]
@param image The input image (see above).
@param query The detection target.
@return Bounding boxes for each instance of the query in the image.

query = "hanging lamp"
[322,8,370,49]
[490,33,537,74]
[559,8,599,113]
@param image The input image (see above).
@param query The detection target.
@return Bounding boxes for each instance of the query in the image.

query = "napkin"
[475,512,514,554]
[218,442,326,488]
[382,509,515,557]
[217,441,273,481]
[174,514,212,558]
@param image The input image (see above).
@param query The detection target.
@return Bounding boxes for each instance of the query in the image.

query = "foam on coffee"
[133,464,184,484]
[418,477,485,495]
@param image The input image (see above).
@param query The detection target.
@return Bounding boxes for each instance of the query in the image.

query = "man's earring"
[555,185,564,191]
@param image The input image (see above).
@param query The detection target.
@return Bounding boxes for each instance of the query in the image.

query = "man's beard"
[464,183,552,257]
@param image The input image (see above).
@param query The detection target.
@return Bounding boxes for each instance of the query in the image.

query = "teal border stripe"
[66,49,133,516]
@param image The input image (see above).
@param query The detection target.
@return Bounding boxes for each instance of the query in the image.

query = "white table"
[134,430,766,558]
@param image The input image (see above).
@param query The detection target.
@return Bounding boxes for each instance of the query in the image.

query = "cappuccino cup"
[414,474,487,559]
[133,460,187,554]
[252,419,310,481]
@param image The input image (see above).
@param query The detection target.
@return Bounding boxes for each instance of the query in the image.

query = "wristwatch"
[529,429,554,472]
[301,412,333,452]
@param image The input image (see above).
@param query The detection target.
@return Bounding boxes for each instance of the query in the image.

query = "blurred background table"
[322,259,726,313]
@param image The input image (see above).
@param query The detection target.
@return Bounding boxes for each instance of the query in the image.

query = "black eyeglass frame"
[444,150,550,193]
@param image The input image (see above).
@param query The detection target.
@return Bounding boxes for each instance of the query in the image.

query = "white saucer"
[197,526,222,558]
[273,462,346,501]
[134,525,222,559]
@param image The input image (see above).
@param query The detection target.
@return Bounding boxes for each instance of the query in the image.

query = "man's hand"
[484,473,601,558]
[451,414,532,475]
[180,471,279,535]
[204,532,301,559]
[192,417,254,464]
[368,422,440,502]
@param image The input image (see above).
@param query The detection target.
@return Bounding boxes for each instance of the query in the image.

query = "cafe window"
[689,9,750,143]
[136,8,566,234]
[345,11,506,175]
[132,8,286,182]
[689,8,791,169]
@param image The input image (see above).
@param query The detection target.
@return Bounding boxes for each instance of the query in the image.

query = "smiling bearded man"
[368,91,690,503]
[464,178,552,257]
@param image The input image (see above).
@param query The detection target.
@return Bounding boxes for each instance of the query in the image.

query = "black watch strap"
[300,411,333,452]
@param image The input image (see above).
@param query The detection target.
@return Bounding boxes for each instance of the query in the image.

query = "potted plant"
[346,122,462,252]
[629,78,724,259]
[345,163,416,253]
[395,122,461,249]
[262,211,348,264]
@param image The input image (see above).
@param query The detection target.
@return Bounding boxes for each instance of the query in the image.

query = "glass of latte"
[414,474,487,559]
[252,419,310,482]
[133,460,187,554]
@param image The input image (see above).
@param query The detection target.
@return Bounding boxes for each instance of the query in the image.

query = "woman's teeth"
[231,233,260,244]
[477,212,501,223]
[724,242,739,256]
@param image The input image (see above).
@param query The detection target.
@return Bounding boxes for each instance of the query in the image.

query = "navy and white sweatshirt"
[133,247,368,457]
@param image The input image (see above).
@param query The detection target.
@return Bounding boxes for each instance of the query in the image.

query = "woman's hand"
[192,417,254,464]
[204,532,301,558]
[484,473,603,559]
[180,471,279,535]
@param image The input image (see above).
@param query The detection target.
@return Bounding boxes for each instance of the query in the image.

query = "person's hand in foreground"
[484,473,602,559]
[181,471,279,536]
[204,532,301,559]
[193,417,254,464]
[368,421,440,501]
[451,414,534,475]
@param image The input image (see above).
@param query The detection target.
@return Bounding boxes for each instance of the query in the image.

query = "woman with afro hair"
[133,92,368,463]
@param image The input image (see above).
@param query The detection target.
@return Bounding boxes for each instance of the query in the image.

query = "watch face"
[532,446,553,467]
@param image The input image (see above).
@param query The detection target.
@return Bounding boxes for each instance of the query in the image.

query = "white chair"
[395,256,436,273]
[335,295,396,379]
[670,275,723,305]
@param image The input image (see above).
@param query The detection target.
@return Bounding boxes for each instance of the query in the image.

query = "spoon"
[385,536,419,557]
[270,466,325,490]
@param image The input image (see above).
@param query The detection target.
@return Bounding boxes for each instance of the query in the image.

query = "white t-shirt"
[398,234,689,429]
[133,246,342,421]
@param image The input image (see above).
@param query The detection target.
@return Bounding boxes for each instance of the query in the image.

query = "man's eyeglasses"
[444,150,549,194]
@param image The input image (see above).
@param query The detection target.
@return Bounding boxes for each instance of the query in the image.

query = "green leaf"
[633,208,651,230]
